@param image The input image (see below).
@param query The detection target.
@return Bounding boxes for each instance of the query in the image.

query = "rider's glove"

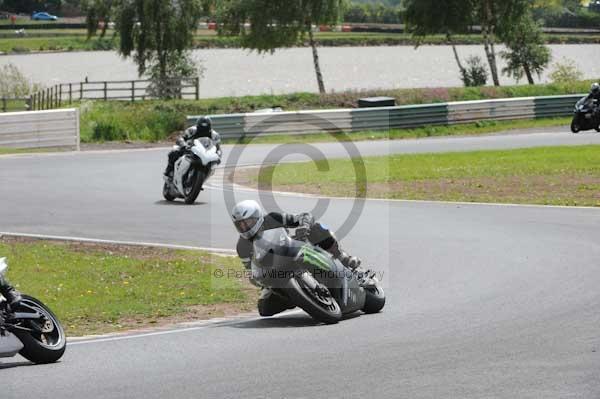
[176,137,186,148]
[297,213,314,229]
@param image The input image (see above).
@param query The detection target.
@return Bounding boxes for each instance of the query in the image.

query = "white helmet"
[231,200,265,240]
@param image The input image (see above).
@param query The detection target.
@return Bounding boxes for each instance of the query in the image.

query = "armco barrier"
[188,94,582,140]
[0,109,80,149]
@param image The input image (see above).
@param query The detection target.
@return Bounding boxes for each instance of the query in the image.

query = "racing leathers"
[236,212,361,316]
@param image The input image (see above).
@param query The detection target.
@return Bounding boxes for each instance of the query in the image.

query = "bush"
[549,58,584,84]
[92,120,127,142]
[461,56,488,87]
[0,63,41,97]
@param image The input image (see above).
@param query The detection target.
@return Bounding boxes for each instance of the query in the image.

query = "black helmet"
[196,116,212,134]
[591,83,600,95]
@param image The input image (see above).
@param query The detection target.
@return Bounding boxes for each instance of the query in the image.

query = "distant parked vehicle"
[31,12,58,21]
[571,95,600,133]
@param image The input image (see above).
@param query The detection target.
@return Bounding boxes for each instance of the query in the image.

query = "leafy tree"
[3,0,62,14]
[500,12,551,84]
[217,0,344,94]
[116,0,204,98]
[404,0,473,83]
[83,0,114,38]
[344,4,369,22]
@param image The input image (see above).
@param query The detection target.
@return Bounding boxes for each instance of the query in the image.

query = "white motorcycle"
[163,137,222,204]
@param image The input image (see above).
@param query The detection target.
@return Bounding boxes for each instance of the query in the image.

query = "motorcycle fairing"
[173,155,193,195]
[0,332,23,358]
[192,139,220,166]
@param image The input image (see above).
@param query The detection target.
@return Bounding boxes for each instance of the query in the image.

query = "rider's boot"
[164,163,174,180]
[0,276,22,307]
[257,288,295,317]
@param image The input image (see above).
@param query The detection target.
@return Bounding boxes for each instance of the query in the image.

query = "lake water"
[2,45,598,98]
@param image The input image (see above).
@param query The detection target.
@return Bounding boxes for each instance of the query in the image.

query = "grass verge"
[225,117,571,145]
[78,79,594,143]
[0,147,62,155]
[0,237,255,336]
[2,32,600,54]
[237,145,600,207]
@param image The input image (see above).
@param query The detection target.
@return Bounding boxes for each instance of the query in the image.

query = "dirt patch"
[81,141,172,151]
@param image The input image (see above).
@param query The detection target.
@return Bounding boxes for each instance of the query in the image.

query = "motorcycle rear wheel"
[285,276,341,324]
[13,295,66,364]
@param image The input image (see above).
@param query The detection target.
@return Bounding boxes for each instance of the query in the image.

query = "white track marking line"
[68,310,305,345]
[0,232,236,255]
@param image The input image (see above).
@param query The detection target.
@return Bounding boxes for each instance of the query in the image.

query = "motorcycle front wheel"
[13,295,66,364]
[284,275,341,324]
[570,116,581,133]
[162,182,175,202]
[363,284,386,314]
[184,169,206,204]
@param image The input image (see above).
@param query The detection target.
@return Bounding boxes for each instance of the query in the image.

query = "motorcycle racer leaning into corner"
[231,200,371,317]
[163,116,223,179]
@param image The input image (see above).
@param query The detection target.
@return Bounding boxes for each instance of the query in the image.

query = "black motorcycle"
[0,258,66,364]
[571,96,600,133]
[251,227,385,324]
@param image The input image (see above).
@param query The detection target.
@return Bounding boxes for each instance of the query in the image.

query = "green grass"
[247,145,600,207]
[0,147,59,155]
[0,240,253,336]
[227,117,571,145]
[0,35,116,53]
[2,31,600,54]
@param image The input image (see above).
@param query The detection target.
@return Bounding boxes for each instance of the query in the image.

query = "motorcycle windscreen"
[0,331,24,358]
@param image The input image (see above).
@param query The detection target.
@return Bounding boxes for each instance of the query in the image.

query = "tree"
[116,0,204,98]
[0,63,42,98]
[3,0,62,14]
[404,0,474,83]
[217,0,344,94]
[83,0,114,39]
[500,12,551,84]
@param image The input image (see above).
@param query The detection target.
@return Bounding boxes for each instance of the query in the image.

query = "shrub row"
[80,80,596,143]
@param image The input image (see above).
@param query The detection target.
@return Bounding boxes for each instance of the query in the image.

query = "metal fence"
[30,77,201,111]
[0,108,80,150]
[188,94,582,139]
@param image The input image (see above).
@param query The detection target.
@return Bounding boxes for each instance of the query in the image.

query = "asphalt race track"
[1,130,599,398]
